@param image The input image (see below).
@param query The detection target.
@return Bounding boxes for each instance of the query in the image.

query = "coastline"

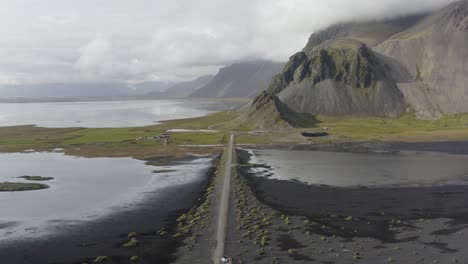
[0,155,219,264]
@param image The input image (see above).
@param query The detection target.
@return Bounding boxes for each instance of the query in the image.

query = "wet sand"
[291,140,468,155]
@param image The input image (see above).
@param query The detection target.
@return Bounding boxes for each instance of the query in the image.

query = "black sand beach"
[228,145,468,264]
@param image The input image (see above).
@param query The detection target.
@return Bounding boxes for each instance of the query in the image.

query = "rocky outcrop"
[269,43,406,117]
[231,91,317,130]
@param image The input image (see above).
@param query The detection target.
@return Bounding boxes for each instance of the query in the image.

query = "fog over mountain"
[191,61,284,98]
[160,75,214,98]
[0,0,454,90]
[0,82,175,98]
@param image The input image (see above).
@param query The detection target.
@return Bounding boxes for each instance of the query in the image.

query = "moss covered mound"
[0,182,49,191]
[229,91,319,130]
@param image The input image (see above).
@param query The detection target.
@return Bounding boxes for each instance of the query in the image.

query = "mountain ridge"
[247,0,468,124]
[190,61,284,99]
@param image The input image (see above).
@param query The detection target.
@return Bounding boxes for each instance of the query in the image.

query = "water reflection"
[0,100,235,128]
[0,152,213,241]
[245,149,468,187]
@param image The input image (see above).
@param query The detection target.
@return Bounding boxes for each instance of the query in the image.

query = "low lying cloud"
[0,0,454,85]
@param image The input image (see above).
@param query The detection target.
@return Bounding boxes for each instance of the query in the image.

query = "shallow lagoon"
[0,99,233,128]
[0,152,213,241]
[245,149,468,187]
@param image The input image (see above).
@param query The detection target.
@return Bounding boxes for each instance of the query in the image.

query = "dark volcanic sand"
[291,140,468,155]
[387,141,468,155]
[244,172,468,242]
[0,158,216,264]
[232,146,468,264]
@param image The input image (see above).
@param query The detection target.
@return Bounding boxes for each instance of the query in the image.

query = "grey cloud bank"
[0,0,454,85]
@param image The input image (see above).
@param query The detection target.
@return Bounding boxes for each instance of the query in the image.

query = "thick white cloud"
[0,0,454,84]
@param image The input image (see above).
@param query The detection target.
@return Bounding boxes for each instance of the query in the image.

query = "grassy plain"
[1,110,468,158]
[316,113,468,141]
[232,113,468,144]
[0,110,236,158]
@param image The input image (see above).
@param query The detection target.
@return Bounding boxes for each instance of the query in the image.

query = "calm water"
[0,152,213,241]
[0,100,232,128]
[245,149,468,187]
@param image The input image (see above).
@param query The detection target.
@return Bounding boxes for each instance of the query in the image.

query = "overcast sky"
[0,0,454,85]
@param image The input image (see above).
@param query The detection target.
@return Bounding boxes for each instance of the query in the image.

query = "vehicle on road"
[221,256,232,263]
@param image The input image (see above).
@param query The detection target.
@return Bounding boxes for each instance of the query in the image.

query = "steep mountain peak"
[309,44,388,89]
[264,15,417,117]
[269,43,394,96]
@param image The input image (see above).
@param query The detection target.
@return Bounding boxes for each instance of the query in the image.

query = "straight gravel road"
[213,133,234,264]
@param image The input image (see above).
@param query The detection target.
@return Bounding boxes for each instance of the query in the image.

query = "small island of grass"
[18,175,54,181]
[152,170,176,174]
[0,182,49,192]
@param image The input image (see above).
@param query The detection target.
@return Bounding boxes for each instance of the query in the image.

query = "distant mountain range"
[242,0,468,128]
[0,61,283,100]
[190,61,285,98]
[152,75,214,98]
[0,82,174,98]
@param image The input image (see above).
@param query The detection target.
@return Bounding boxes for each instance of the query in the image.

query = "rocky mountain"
[160,75,214,98]
[253,0,468,120]
[190,61,284,98]
[375,0,468,118]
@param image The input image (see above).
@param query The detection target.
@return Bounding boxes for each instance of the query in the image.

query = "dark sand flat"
[226,146,468,264]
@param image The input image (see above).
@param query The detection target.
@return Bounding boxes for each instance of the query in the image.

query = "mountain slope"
[190,61,284,99]
[375,0,468,118]
[266,16,429,117]
[230,91,318,130]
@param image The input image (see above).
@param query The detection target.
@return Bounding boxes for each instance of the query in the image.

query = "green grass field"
[0,110,236,156]
[1,110,468,158]
[317,114,468,141]
[233,113,468,144]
